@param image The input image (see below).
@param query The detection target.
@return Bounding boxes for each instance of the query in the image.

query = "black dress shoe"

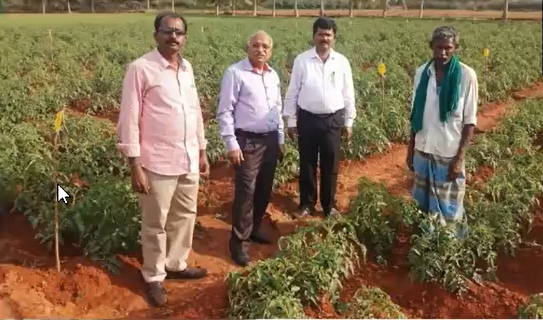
[146,281,167,307]
[166,267,207,280]
[250,232,272,244]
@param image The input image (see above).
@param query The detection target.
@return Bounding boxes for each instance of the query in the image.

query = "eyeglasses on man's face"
[158,28,185,37]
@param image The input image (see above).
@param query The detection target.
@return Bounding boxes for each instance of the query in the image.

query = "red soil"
[467,164,495,189]
[1,81,543,319]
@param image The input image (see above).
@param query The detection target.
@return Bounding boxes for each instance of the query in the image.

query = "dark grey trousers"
[231,129,279,250]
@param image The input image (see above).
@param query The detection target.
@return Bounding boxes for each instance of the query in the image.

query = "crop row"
[226,97,543,319]
[1,17,541,183]
[0,17,541,270]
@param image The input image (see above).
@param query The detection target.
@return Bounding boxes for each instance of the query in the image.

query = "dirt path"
[192,8,542,21]
[0,298,19,319]
[1,81,543,319]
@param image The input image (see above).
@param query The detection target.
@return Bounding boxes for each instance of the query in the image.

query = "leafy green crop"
[519,293,543,319]
[339,285,406,319]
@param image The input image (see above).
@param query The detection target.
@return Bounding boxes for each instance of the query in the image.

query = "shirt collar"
[152,48,187,71]
[426,61,436,76]
[242,57,271,74]
[426,59,456,76]
[311,47,337,61]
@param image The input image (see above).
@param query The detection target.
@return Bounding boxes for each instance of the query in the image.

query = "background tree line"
[0,0,541,13]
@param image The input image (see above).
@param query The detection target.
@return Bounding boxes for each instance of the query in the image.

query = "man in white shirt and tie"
[284,17,356,219]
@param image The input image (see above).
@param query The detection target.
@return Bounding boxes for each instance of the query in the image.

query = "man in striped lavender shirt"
[116,12,209,307]
[216,31,284,267]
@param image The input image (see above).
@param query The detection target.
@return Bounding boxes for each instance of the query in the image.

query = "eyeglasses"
[158,28,185,37]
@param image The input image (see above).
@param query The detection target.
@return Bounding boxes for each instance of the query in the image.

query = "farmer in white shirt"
[406,26,478,237]
[284,17,356,219]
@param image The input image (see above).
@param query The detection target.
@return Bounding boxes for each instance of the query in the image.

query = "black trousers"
[297,107,343,215]
[231,130,279,248]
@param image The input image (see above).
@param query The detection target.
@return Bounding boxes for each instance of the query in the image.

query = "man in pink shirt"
[116,12,209,307]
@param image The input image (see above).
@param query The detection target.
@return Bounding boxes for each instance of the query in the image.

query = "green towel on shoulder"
[410,55,462,132]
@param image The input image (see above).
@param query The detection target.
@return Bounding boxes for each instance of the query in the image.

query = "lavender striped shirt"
[216,58,285,152]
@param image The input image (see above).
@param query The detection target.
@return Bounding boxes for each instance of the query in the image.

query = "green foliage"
[519,293,543,319]
[227,217,363,319]
[347,180,418,264]
[227,178,417,318]
[0,16,541,186]
[339,285,406,319]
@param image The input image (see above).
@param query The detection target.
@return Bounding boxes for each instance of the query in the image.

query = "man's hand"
[130,164,150,194]
[342,127,352,141]
[447,156,463,181]
[279,144,285,162]
[287,127,297,141]
[199,150,210,177]
[406,148,414,172]
[228,149,244,167]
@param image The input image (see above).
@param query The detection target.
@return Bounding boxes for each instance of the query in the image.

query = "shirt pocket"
[329,70,339,88]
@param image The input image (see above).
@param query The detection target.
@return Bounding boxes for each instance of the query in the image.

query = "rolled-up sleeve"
[463,69,478,126]
[117,62,143,158]
[342,58,356,127]
[216,68,241,152]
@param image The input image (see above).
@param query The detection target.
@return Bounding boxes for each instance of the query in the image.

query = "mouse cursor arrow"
[56,184,70,204]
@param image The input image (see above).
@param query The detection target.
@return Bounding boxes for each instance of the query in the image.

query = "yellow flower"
[483,48,490,57]
[54,110,64,132]
[378,62,386,76]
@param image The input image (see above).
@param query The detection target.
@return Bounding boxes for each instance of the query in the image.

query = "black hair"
[312,17,337,36]
[154,12,188,33]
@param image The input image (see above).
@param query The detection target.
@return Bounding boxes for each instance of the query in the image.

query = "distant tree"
[320,0,324,16]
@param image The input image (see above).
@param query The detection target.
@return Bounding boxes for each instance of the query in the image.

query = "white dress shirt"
[283,47,356,128]
[411,61,479,158]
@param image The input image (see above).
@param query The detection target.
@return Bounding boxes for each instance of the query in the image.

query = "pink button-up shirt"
[116,48,207,176]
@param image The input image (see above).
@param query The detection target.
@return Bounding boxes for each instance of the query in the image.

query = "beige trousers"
[138,168,199,283]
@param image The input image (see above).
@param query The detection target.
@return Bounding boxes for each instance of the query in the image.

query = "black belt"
[298,107,345,118]
[235,129,277,139]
